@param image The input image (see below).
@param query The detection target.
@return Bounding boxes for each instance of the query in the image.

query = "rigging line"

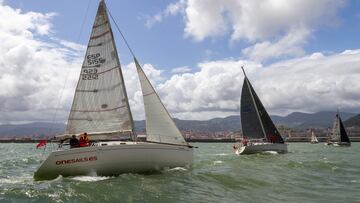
[47,0,93,142]
[105,3,136,58]
[76,0,92,42]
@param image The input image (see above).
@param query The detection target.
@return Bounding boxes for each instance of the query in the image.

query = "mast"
[241,66,267,140]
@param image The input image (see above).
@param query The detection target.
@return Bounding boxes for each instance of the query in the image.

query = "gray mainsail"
[65,0,134,135]
[240,68,284,143]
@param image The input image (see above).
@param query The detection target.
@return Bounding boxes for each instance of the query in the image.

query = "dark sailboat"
[235,67,287,155]
[326,113,351,147]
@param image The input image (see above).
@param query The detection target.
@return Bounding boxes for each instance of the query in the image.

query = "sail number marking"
[82,68,98,80]
[87,53,105,65]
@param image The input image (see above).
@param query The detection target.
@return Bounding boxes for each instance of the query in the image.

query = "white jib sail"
[135,58,187,145]
[65,1,133,135]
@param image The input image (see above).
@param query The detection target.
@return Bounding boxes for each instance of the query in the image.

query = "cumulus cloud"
[131,50,360,120]
[1,1,359,125]
[145,0,186,28]
[171,66,192,73]
[183,0,344,41]
[150,0,345,61]
[242,26,310,62]
[0,2,82,124]
[0,3,55,35]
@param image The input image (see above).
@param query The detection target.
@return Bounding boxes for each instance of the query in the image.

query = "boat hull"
[34,142,193,180]
[236,143,288,155]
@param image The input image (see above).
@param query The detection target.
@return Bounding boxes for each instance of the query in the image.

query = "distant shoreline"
[1,138,359,143]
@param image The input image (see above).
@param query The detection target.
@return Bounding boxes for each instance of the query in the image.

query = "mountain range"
[0,111,358,137]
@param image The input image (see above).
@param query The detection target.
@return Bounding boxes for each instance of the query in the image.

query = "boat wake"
[263,151,279,155]
[213,160,223,165]
[215,153,230,156]
[71,176,111,182]
[165,167,188,172]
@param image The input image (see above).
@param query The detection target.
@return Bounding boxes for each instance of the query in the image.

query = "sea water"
[0,143,359,202]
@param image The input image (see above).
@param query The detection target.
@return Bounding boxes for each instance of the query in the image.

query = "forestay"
[66,0,133,135]
[135,58,187,146]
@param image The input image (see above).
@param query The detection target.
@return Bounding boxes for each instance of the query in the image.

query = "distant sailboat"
[310,131,319,144]
[326,113,351,147]
[34,0,193,180]
[235,67,287,155]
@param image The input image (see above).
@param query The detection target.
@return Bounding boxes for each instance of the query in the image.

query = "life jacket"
[79,135,89,147]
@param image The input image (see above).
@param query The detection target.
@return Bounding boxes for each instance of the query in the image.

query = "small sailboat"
[326,113,351,147]
[235,67,287,155]
[34,0,193,180]
[310,131,319,144]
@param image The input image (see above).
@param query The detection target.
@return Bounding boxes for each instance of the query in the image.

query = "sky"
[1,0,360,124]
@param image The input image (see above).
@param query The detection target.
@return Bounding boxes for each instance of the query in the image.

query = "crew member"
[79,133,90,147]
[242,136,248,146]
[69,135,79,148]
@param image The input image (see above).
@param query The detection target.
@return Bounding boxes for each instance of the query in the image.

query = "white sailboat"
[310,131,319,144]
[34,0,193,180]
[325,113,351,147]
[235,67,287,155]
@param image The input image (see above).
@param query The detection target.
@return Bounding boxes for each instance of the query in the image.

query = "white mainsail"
[135,58,187,146]
[65,0,133,135]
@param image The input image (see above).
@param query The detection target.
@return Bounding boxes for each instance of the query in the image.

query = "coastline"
[1,137,359,143]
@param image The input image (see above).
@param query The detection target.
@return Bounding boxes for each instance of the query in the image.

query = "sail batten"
[65,0,133,135]
[135,58,187,146]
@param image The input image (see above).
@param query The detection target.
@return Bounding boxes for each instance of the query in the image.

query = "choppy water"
[0,143,359,203]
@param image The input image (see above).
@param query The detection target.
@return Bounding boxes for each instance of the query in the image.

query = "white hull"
[236,143,288,155]
[34,142,193,180]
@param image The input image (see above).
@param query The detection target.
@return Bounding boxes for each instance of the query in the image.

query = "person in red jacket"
[242,136,248,146]
[79,133,90,147]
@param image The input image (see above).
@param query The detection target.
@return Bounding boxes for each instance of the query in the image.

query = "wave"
[263,151,279,155]
[166,167,188,172]
[215,153,231,156]
[213,160,223,165]
[71,176,111,182]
